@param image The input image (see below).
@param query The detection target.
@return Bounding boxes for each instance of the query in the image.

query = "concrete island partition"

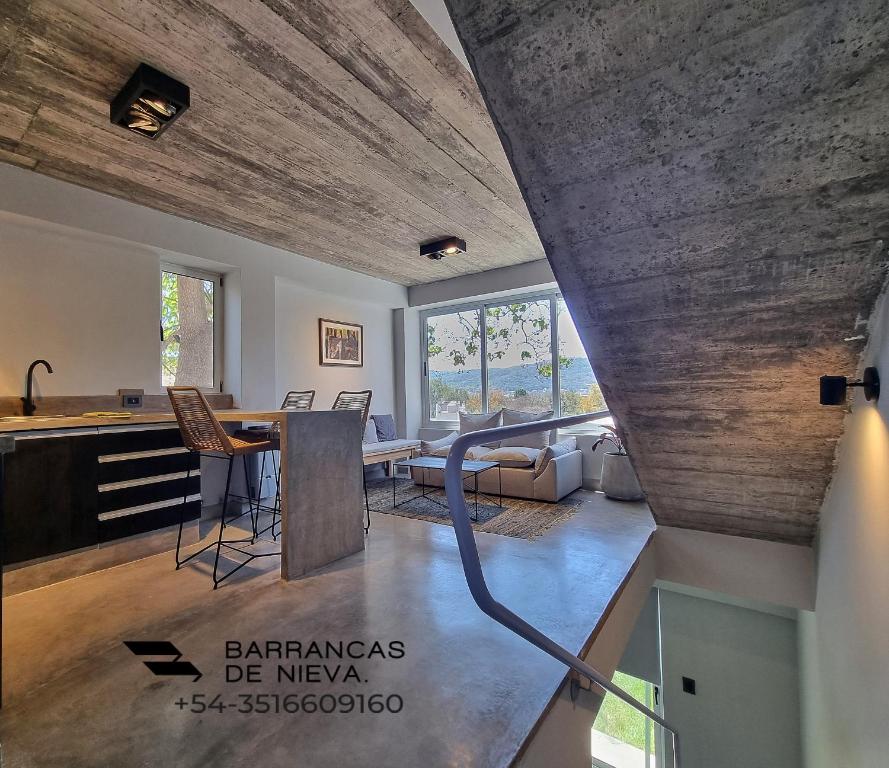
[278,409,365,579]
[217,408,365,578]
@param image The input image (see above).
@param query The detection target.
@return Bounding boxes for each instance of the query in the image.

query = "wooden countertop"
[0,409,287,434]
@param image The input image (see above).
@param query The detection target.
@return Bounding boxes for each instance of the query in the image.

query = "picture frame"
[319,318,364,367]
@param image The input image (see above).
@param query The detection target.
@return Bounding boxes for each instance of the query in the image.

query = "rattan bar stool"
[168,387,281,589]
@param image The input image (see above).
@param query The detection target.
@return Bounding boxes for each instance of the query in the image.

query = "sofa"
[413,409,583,503]
[362,414,419,477]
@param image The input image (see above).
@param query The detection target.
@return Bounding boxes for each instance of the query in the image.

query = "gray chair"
[331,390,373,532]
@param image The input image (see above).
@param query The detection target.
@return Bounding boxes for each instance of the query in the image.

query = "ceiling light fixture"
[819,366,880,405]
[420,236,466,260]
[110,63,189,140]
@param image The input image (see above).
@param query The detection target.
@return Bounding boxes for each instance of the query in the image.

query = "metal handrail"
[444,412,681,767]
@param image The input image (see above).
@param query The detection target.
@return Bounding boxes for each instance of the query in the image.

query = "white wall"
[798,287,889,768]
[660,589,803,768]
[275,278,396,417]
[0,165,407,410]
[0,217,160,396]
[656,526,815,611]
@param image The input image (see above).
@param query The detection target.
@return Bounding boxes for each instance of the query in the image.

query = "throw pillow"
[459,411,502,447]
[362,418,379,444]
[372,413,397,442]
[479,446,540,468]
[420,431,458,456]
[534,437,578,475]
[500,409,554,449]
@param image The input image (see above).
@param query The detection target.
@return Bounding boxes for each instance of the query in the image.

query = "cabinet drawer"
[98,450,198,485]
[99,499,201,542]
[97,425,183,457]
[98,472,201,514]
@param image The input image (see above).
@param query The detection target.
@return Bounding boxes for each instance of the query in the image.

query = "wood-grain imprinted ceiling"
[0,0,543,284]
[447,0,889,544]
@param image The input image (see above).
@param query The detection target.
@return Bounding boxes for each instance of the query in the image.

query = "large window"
[426,309,482,421]
[160,265,222,390]
[422,291,607,426]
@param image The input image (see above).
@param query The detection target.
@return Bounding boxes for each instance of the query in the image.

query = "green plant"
[592,428,626,455]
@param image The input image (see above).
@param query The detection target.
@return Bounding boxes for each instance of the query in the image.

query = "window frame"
[160,262,224,392]
[420,288,606,430]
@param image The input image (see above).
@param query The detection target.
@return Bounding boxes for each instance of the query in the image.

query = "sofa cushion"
[459,411,502,434]
[428,445,488,460]
[420,431,458,456]
[534,436,578,476]
[363,418,379,444]
[372,413,397,442]
[500,409,554,449]
[479,446,540,468]
[362,438,420,458]
[459,411,502,447]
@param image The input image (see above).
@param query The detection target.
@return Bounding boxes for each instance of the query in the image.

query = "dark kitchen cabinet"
[2,432,99,565]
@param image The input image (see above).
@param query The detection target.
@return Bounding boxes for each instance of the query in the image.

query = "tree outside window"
[161,270,215,389]
[424,294,606,422]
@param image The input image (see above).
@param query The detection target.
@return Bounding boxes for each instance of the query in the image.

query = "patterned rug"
[366,477,584,540]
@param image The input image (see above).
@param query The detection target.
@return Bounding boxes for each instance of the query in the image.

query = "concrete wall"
[0,165,407,410]
[798,288,889,768]
[660,589,803,768]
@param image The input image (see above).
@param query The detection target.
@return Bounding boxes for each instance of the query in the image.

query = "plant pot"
[601,452,644,501]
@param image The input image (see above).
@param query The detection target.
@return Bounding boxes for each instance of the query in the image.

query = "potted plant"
[592,429,644,501]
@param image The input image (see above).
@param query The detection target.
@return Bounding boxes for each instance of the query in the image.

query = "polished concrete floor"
[0,492,653,768]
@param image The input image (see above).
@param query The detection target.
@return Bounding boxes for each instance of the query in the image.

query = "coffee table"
[393,456,502,522]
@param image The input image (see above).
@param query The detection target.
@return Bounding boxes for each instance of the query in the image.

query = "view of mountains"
[430,357,596,393]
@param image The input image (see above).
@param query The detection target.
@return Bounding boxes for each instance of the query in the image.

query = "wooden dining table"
[214,409,365,579]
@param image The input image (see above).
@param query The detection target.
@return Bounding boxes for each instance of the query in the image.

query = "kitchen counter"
[0,412,178,432]
[0,409,283,433]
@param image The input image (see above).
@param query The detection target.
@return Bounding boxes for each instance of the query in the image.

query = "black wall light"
[110,63,189,140]
[421,236,466,260]
[820,367,880,405]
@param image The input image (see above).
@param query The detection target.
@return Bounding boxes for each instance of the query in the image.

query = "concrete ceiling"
[0,0,543,285]
[446,0,889,544]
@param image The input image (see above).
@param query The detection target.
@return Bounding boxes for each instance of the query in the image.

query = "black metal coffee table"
[393,456,502,522]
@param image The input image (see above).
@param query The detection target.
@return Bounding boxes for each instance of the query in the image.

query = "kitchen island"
[0,409,365,580]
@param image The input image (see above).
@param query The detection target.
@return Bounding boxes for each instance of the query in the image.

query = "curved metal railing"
[443,411,681,767]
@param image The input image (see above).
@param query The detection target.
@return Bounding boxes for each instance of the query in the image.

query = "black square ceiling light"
[110,63,189,140]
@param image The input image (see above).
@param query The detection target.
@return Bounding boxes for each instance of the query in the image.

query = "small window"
[160,265,222,390]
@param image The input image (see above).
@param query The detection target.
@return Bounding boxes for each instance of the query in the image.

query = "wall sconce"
[820,367,880,405]
[110,63,189,140]
[420,236,466,260]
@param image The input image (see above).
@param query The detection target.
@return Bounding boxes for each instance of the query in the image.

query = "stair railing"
[443,411,681,767]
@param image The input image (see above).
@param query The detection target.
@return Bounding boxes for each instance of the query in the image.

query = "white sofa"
[413,410,583,502]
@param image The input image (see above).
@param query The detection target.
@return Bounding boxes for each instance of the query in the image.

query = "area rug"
[366,477,583,540]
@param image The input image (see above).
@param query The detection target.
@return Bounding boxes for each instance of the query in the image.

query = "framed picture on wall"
[319,318,363,367]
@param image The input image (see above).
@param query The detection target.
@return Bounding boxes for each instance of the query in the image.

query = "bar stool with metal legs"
[168,387,280,589]
[234,390,316,540]
[331,389,372,533]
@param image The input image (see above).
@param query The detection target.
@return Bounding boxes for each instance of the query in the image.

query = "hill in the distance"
[430,357,596,393]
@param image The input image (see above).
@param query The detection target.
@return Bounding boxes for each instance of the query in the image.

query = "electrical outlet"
[119,389,144,408]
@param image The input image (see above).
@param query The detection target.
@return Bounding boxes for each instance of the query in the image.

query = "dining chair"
[167,387,280,589]
[331,390,373,533]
